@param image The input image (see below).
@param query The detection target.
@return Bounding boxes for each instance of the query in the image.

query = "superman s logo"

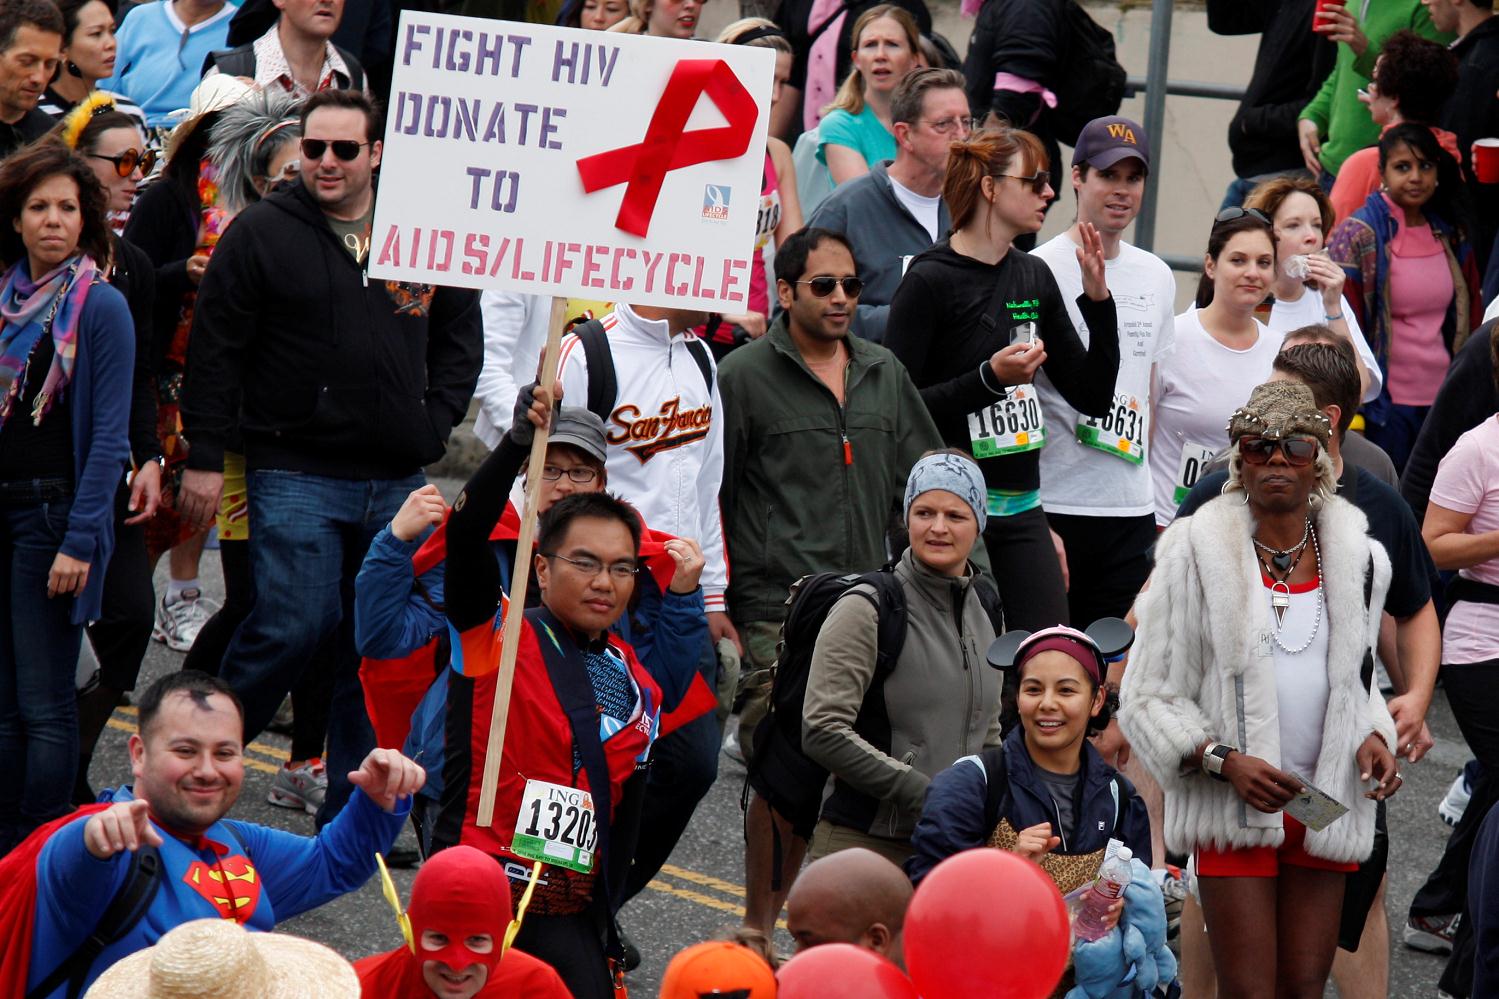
[183,856,262,923]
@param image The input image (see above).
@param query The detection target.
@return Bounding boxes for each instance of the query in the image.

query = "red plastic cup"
[1313,0,1346,31]
[1474,139,1499,184]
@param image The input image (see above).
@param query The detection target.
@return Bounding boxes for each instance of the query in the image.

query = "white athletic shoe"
[1438,771,1472,827]
[152,588,215,652]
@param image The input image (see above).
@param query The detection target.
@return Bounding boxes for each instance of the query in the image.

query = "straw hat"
[83,919,360,999]
[163,75,256,164]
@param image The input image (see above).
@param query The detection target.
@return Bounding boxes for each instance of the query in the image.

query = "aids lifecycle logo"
[702,184,731,221]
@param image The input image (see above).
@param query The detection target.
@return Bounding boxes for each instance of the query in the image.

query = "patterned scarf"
[0,254,98,430]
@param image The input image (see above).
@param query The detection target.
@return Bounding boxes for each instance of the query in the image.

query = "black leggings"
[86,489,154,691]
[982,504,1070,630]
[183,539,334,763]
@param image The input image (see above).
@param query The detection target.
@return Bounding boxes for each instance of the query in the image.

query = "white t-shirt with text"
[1033,233,1177,518]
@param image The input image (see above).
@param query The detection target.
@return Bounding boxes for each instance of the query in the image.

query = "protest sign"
[368,10,776,312]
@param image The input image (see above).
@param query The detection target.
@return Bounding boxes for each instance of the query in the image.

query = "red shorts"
[1196,815,1360,878]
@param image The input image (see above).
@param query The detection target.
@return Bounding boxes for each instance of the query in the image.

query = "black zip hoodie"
[181,180,482,479]
[885,239,1119,494]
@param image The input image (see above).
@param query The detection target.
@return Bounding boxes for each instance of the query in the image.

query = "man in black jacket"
[1208,0,1337,209]
[178,88,482,827]
[1430,0,1499,270]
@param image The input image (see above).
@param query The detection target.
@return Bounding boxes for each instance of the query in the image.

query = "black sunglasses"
[1215,206,1271,226]
[88,147,155,178]
[1239,436,1318,467]
[1002,170,1051,195]
[301,138,369,162]
[796,276,863,297]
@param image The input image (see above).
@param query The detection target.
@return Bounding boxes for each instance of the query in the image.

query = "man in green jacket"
[718,226,941,935]
[1298,0,1449,179]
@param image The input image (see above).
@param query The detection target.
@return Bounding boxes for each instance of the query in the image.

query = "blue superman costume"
[17,787,405,997]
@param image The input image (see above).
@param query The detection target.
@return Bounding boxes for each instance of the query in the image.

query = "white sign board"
[368,11,774,312]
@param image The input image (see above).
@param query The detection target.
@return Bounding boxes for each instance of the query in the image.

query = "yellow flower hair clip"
[60,91,118,151]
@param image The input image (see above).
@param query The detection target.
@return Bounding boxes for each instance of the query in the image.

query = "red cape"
[354,943,573,998]
[0,804,112,998]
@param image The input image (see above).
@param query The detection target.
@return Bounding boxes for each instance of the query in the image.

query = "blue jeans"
[218,469,423,825]
[0,496,83,853]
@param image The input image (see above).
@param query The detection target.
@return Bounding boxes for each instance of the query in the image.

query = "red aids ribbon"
[576,59,758,238]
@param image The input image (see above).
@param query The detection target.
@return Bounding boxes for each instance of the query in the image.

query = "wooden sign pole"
[476,296,569,828]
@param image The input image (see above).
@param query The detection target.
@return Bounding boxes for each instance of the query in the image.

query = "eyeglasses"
[922,116,978,135]
[1215,206,1271,226]
[544,552,640,580]
[795,276,863,298]
[1001,170,1051,195]
[300,138,369,162]
[1238,436,1318,467]
[541,464,600,484]
[88,147,155,178]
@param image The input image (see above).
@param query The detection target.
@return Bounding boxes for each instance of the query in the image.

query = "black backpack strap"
[202,42,255,79]
[682,336,715,397]
[572,319,617,422]
[29,843,163,999]
[527,607,634,970]
[979,745,1008,833]
[861,565,908,679]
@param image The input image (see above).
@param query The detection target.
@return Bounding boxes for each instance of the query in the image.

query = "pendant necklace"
[1252,517,1310,575]
[1256,524,1324,652]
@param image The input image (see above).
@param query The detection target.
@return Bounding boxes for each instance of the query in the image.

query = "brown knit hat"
[1225,381,1332,450]
[82,920,359,999]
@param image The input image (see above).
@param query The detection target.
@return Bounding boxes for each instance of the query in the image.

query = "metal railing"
[1130,0,1249,273]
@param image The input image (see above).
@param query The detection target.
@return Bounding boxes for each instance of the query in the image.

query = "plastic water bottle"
[1074,847,1133,942]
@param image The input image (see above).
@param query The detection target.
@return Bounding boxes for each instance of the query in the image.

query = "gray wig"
[206,89,303,215]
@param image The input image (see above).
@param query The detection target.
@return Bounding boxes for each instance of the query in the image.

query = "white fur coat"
[1119,493,1397,862]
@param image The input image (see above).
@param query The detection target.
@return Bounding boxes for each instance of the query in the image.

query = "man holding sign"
[442,386,669,998]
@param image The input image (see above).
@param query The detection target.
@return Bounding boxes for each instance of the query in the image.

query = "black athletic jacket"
[884,240,1119,494]
[181,181,482,479]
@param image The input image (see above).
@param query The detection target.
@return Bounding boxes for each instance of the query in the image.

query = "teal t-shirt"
[816,105,897,176]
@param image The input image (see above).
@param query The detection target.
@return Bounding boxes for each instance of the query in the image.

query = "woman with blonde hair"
[815,4,920,187]
[608,0,705,37]
[885,126,1117,630]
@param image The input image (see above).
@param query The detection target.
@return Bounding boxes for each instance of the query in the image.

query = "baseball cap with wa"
[659,941,777,999]
[1071,115,1150,172]
[82,919,359,999]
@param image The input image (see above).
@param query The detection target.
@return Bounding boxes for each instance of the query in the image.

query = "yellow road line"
[105,717,281,775]
[113,706,289,766]
[644,876,787,931]
[658,863,748,899]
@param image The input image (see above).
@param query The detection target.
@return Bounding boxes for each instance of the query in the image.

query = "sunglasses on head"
[300,138,369,162]
[1238,436,1318,467]
[1001,170,1051,195]
[88,147,155,178]
[1215,206,1271,226]
[796,276,863,297]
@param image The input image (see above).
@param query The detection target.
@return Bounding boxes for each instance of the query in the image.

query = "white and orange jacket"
[558,304,728,613]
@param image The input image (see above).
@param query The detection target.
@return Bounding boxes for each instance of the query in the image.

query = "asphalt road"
[82,525,1468,999]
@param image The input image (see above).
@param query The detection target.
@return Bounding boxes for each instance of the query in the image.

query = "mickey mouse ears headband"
[986,618,1135,685]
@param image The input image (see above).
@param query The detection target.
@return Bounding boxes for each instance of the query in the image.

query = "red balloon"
[777,943,918,999]
[905,848,1070,999]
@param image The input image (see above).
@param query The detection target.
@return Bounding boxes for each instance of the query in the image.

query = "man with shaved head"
[784,847,913,967]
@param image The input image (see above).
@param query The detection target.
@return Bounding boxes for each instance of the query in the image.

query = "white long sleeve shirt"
[474,291,552,449]
[558,304,728,612]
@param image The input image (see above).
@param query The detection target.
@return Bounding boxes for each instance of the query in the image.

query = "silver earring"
[1242,491,1250,505]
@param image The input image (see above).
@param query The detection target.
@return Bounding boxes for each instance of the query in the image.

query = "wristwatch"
[1201,743,1235,781]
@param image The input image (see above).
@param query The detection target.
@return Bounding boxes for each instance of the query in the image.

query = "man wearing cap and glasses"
[808,67,972,343]
[176,86,482,830]
[718,225,941,937]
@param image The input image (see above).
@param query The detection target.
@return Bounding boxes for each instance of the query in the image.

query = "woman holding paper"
[1120,380,1400,999]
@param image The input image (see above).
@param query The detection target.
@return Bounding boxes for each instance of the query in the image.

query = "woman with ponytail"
[1149,209,1278,528]
[885,126,1118,631]
[0,142,133,853]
